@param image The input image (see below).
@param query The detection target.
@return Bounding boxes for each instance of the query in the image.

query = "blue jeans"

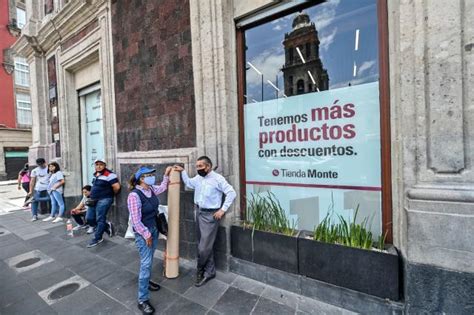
[135,227,158,302]
[49,190,65,217]
[31,190,51,217]
[86,198,113,242]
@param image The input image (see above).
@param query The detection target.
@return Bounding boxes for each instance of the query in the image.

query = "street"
[0,181,354,315]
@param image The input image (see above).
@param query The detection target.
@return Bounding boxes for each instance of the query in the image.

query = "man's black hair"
[82,185,92,191]
[197,156,213,167]
[36,158,46,164]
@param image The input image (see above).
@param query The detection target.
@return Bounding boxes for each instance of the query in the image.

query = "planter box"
[298,230,401,301]
[231,225,298,274]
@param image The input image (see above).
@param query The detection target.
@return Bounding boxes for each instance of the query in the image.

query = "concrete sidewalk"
[0,180,27,215]
[0,209,355,315]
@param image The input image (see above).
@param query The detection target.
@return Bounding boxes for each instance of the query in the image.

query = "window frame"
[16,93,32,126]
[236,0,393,243]
[14,57,29,87]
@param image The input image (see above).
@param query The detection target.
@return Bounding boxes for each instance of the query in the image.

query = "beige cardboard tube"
[165,170,181,278]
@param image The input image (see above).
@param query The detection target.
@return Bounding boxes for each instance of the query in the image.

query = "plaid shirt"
[127,176,169,239]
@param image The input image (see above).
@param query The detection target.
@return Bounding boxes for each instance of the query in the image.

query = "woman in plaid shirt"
[127,166,172,315]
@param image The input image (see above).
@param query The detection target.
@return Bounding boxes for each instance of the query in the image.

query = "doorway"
[79,84,104,185]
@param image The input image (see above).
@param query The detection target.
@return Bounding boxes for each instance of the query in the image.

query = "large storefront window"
[241,0,385,237]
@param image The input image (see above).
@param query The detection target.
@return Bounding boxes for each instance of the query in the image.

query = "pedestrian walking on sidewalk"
[17,163,30,204]
[173,156,236,287]
[42,162,66,223]
[70,185,93,232]
[127,166,172,314]
[86,158,120,248]
[24,158,51,221]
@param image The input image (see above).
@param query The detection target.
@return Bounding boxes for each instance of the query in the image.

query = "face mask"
[197,169,208,177]
[143,176,155,186]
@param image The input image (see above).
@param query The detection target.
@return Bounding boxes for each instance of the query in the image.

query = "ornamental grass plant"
[245,192,297,236]
[313,195,387,250]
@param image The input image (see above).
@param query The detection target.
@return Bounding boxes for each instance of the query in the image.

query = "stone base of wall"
[406,262,474,314]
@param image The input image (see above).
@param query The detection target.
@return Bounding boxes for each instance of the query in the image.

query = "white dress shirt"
[181,170,236,212]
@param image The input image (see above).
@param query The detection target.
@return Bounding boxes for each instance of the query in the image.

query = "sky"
[244,0,379,103]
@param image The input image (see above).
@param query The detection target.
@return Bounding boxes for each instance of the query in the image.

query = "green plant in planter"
[246,192,297,236]
[313,201,383,250]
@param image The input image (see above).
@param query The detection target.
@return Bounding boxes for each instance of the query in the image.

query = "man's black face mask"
[197,168,208,177]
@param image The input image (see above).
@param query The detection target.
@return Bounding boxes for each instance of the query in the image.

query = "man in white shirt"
[174,156,236,287]
[25,158,51,221]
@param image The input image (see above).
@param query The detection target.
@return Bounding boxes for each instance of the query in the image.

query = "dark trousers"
[72,213,86,226]
[21,182,29,202]
[196,210,220,278]
[86,198,113,242]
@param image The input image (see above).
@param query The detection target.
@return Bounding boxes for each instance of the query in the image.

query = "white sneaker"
[31,216,38,222]
[52,217,63,223]
[42,216,55,222]
[86,226,95,234]
[72,225,83,231]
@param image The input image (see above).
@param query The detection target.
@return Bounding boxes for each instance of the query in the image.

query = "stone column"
[27,53,53,163]
[190,0,240,269]
[389,0,474,312]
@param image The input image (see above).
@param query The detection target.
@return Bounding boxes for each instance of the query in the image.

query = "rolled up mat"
[165,169,181,278]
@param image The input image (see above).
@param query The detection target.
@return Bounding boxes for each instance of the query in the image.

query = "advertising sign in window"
[242,0,383,235]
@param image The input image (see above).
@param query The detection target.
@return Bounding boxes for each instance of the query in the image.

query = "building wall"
[112,0,196,152]
[0,0,17,128]
[389,0,474,312]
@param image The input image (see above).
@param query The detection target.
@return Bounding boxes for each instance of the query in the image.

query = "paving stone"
[0,289,51,314]
[5,249,54,274]
[50,247,93,267]
[0,233,22,248]
[0,242,32,260]
[231,275,267,296]
[161,267,195,294]
[78,259,125,284]
[28,267,75,292]
[94,268,137,294]
[216,270,238,284]
[50,284,107,313]
[213,286,259,314]
[83,296,135,314]
[103,277,138,309]
[261,286,301,310]
[21,230,50,240]
[298,295,353,315]
[163,296,208,315]
[0,282,36,309]
[97,245,138,266]
[252,297,296,315]
[146,286,181,313]
[75,237,119,253]
[183,278,229,309]
[19,260,64,280]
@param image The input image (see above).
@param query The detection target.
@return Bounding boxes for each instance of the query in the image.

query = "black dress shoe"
[195,274,215,287]
[195,270,204,286]
[148,280,161,291]
[137,300,155,314]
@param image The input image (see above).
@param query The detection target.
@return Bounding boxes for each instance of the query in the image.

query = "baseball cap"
[135,166,156,180]
[94,158,106,165]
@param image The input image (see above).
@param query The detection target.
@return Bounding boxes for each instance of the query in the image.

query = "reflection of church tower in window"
[282,12,329,96]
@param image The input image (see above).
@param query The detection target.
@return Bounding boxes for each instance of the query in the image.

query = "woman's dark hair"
[82,185,92,191]
[19,163,29,176]
[128,174,142,191]
[48,162,60,173]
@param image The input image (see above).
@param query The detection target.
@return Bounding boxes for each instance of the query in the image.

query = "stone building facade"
[13,0,474,313]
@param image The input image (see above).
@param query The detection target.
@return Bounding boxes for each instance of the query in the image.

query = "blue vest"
[132,189,159,230]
